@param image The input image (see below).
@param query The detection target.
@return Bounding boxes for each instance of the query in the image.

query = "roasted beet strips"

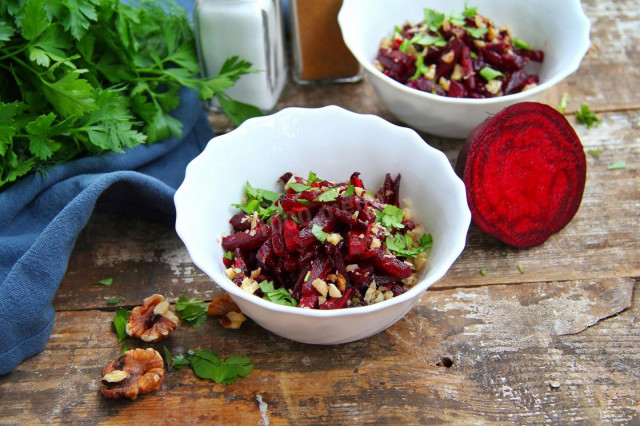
[375,5,544,99]
[221,172,434,310]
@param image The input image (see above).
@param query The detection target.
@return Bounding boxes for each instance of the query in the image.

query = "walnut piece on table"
[126,294,178,343]
[101,348,165,400]
[208,293,247,329]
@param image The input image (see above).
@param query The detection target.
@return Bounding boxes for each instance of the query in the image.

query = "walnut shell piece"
[101,348,165,400]
[208,293,247,329]
[126,294,178,343]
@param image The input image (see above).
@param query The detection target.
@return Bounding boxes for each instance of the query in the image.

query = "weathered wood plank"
[3,278,637,424]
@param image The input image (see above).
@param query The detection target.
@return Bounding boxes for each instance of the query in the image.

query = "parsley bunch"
[0,0,260,190]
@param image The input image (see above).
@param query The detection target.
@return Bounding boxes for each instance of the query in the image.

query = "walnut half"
[126,294,178,343]
[101,348,165,400]
[208,293,247,329]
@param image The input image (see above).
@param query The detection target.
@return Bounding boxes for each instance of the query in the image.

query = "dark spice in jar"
[290,0,361,83]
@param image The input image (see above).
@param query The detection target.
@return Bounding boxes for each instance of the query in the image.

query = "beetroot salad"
[375,5,544,99]
[221,172,433,310]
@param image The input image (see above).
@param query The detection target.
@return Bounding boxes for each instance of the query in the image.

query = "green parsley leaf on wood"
[113,307,130,342]
[94,277,114,286]
[175,295,208,328]
[607,160,626,170]
[177,349,253,384]
[576,103,602,128]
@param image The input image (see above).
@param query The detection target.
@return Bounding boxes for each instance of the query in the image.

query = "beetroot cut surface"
[455,102,586,248]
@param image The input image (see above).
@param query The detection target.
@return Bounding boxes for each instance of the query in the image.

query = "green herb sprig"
[165,347,253,384]
[0,0,260,190]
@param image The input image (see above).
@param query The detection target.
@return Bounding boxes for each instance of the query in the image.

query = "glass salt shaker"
[289,0,362,84]
[194,0,287,112]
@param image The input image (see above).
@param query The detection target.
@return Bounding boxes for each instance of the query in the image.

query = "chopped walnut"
[101,348,165,400]
[126,294,178,343]
[208,293,247,329]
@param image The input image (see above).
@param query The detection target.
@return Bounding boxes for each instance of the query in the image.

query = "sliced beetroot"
[455,102,586,248]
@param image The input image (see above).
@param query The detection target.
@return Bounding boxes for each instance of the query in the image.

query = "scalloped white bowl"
[339,0,591,138]
[175,106,470,344]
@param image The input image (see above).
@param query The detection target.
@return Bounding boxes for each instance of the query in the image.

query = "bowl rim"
[337,0,591,106]
[175,105,471,318]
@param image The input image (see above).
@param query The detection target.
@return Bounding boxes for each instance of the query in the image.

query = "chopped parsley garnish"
[423,8,445,31]
[412,32,447,47]
[113,307,130,342]
[557,92,569,113]
[607,160,626,170]
[259,280,298,307]
[311,224,329,242]
[513,38,531,50]
[517,264,525,274]
[385,233,433,257]
[288,182,311,193]
[465,27,488,39]
[480,269,486,277]
[224,251,234,260]
[175,295,208,328]
[463,3,478,18]
[107,296,124,305]
[94,277,114,286]
[587,149,603,157]
[479,67,505,81]
[231,181,283,222]
[317,187,339,202]
[343,184,355,196]
[120,343,128,355]
[576,103,602,128]
[375,205,405,229]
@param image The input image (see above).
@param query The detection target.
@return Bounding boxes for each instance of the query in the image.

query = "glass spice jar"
[194,0,288,111]
[288,0,362,84]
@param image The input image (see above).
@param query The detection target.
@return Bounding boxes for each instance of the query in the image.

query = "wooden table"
[2,0,638,423]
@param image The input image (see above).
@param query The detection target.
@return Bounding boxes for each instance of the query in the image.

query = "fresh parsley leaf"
[164,346,190,370]
[587,149,603,157]
[513,38,531,50]
[0,0,260,191]
[317,187,339,202]
[175,295,208,328]
[398,39,412,53]
[479,67,505,81]
[375,205,405,229]
[576,103,602,128]
[343,184,355,196]
[465,26,488,39]
[297,199,312,207]
[288,182,311,193]
[423,8,445,31]
[94,277,114,286]
[411,32,447,48]
[224,251,234,260]
[259,280,297,307]
[463,3,478,18]
[557,92,569,113]
[311,224,329,243]
[307,171,320,185]
[607,160,626,170]
[385,232,433,257]
[120,343,128,355]
[107,296,124,304]
[113,307,130,342]
[450,11,466,27]
[186,349,254,384]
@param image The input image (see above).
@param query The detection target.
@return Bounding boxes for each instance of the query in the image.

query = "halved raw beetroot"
[455,102,586,248]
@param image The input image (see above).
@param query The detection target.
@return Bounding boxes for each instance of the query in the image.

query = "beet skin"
[455,102,586,248]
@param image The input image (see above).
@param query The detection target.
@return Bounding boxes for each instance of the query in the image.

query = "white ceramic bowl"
[175,106,470,344]
[338,0,591,138]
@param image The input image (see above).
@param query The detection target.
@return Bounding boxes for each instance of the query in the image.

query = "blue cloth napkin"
[0,80,214,374]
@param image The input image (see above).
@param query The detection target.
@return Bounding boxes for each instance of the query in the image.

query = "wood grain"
[2,278,637,424]
[3,0,640,423]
